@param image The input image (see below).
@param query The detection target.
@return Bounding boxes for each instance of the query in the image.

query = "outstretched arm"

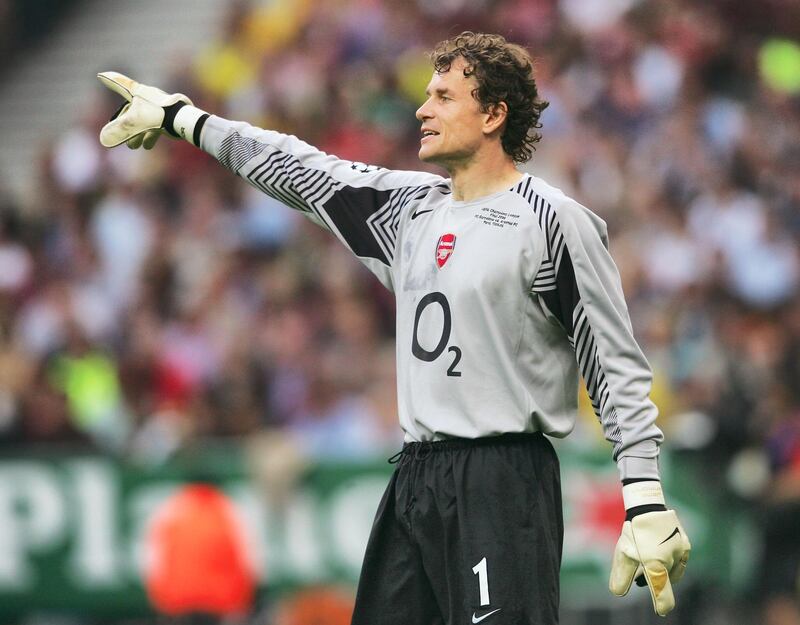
[97,71,446,290]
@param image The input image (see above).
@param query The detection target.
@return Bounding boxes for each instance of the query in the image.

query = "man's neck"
[447,150,523,202]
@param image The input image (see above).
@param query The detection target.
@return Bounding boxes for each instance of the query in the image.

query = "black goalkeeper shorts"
[351,432,563,625]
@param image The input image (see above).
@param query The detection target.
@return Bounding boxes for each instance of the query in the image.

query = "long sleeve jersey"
[199,115,664,480]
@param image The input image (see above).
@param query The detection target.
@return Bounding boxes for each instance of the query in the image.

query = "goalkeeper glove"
[609,481,691,617]
[97,71,206,149]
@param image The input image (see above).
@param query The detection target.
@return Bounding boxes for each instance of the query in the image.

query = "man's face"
[416,57,487,167]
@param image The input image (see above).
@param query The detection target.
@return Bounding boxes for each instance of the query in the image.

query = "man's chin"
[418,148,441,165]
[419,146,469,170]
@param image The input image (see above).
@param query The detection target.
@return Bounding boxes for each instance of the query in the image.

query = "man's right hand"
[97,71,192,149]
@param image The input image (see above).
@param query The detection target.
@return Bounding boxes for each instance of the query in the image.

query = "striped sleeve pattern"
[215,130,441,267]
[218,132,268,173]
[367,184,441,264]
[243,148,341,215]
[218,131,339,216]
[514,177,624,457]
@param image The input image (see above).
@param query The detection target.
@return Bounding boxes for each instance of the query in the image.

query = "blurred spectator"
[273,586,354,625]
[760,405,800,625]
[48,320,130,451]
[144,482,256,621]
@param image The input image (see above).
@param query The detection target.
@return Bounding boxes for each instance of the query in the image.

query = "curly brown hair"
[431,32,548,164]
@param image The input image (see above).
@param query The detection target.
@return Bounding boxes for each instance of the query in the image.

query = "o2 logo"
[411,292,462,377]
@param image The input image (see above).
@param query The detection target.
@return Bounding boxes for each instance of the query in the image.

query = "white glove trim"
[172,105,209,146]
[622,481,665,509]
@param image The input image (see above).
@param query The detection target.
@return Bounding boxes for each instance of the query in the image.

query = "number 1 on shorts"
[472,557,490,606]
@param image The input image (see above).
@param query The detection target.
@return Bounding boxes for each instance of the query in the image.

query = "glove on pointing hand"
[97,71,192,149]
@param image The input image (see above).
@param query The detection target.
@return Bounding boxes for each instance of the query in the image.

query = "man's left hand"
[609,485,691,616]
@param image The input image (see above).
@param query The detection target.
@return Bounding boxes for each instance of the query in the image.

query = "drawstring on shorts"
[387,442,435,521]
[387,432,543,465]
[387,442,433,465]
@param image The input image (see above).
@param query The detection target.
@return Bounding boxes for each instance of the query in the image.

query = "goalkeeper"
[98,31,690,624]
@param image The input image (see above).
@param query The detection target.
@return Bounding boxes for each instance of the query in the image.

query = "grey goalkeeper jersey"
[199,115,663,480]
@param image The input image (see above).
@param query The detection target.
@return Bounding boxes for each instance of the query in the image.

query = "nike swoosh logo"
[472,608,502,623]
[411,208,433,220]
[659,527,681,545]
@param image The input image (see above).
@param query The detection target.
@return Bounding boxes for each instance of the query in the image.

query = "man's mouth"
[421,129,439,143]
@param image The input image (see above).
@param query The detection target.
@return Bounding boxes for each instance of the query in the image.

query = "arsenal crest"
[436,233,456,268]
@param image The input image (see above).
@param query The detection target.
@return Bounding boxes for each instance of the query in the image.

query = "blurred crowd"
[0,0,800,618]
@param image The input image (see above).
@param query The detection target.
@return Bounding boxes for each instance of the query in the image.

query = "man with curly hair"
[98,30,690,625]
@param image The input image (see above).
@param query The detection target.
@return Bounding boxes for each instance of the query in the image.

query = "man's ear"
[483,102,508,135]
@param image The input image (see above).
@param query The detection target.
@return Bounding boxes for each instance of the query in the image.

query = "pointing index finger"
[97,71,137,102]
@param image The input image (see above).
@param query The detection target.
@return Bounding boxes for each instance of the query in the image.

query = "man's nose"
[416,100,432,121]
